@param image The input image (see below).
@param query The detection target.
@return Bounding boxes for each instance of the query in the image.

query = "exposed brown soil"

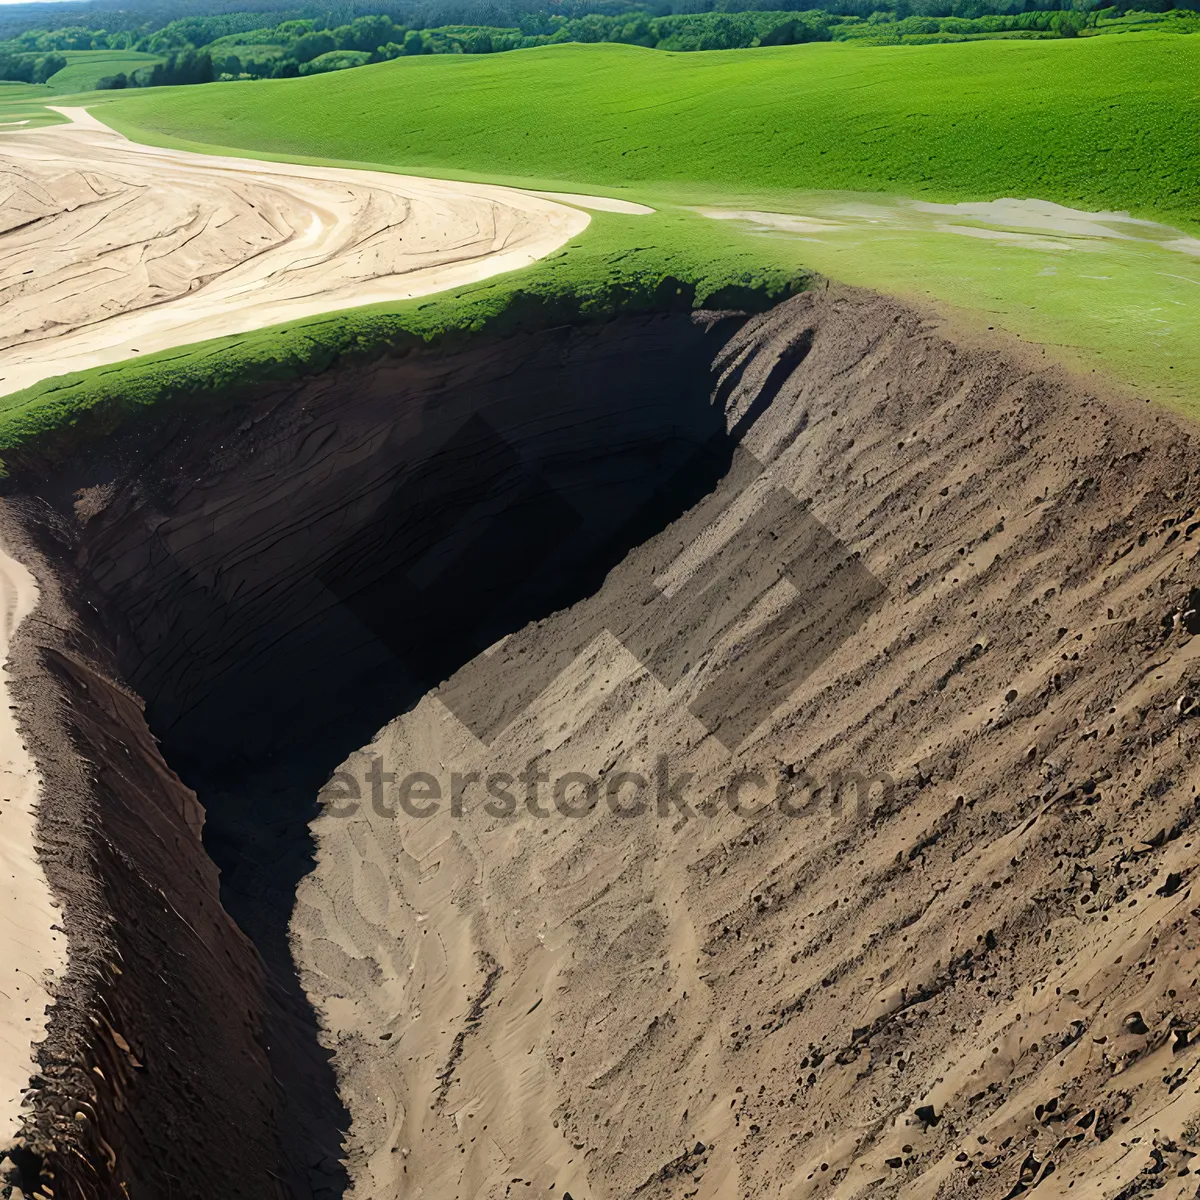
[0,504,347,1200]
[296,288,1200,1200]
[0,308,739,1200]
[5,284,1200,1199]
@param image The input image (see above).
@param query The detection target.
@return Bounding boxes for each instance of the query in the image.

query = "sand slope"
[293,288,1200,1199]
[0,107,590,399]
[0,537,64,1153]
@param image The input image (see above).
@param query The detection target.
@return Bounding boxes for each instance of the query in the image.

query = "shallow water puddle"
[697,193,1200,408]
[698,194,1200,259]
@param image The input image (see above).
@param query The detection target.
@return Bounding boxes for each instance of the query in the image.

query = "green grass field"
[94,37,1199,228]
[0,50,163,125]
[0,80,57,126]
[45,49,163,92]
[2,34,1198,460]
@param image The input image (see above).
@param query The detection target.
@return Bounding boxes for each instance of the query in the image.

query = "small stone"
[1157,872,1184,897]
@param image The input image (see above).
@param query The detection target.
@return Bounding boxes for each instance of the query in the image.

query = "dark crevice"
[27,306,807,1197]
[1,1145,45,1195]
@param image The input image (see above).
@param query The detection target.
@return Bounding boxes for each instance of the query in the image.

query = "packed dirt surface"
[0,537,63,1151]
[290,288,1200,1200]
[0,106,590,399]
[525,190,655,215]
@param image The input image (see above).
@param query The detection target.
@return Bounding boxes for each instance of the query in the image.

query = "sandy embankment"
[0,539,64,1154]
[0,106,594,399]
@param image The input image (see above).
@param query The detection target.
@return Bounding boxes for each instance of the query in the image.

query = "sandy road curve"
[0,106,593,400]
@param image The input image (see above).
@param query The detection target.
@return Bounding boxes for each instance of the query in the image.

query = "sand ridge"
[0,106,592,399]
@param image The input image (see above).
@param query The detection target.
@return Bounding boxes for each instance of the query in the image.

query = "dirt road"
[0,106,591,399]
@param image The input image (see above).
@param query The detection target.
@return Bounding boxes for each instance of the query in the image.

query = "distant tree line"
[0,48,65,83]
[92,49,218,89]
[2,0,1197,42]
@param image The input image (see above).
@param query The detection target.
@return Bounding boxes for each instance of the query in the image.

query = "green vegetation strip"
[0,80,64,125]
[0,210,809,472]
[95,37,1200,229]
[46,49,164,91]
[5,7,1197,94]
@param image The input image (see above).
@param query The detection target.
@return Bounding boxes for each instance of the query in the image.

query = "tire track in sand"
[0,106,594,400]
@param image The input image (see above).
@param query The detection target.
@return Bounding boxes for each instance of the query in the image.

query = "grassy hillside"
[4,33,1198,457]
[0,79,61,124]
[96,36,1199,227]
[0,49,162,122]
[45,49,162,91]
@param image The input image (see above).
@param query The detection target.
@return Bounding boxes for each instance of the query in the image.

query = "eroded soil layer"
[7,286,1200,1198]
[0,507,343,1200]
[299,290,1200,1199]
[0,307,741,1200]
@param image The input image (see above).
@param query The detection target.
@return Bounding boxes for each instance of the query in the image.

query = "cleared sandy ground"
[0,106,592,399]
